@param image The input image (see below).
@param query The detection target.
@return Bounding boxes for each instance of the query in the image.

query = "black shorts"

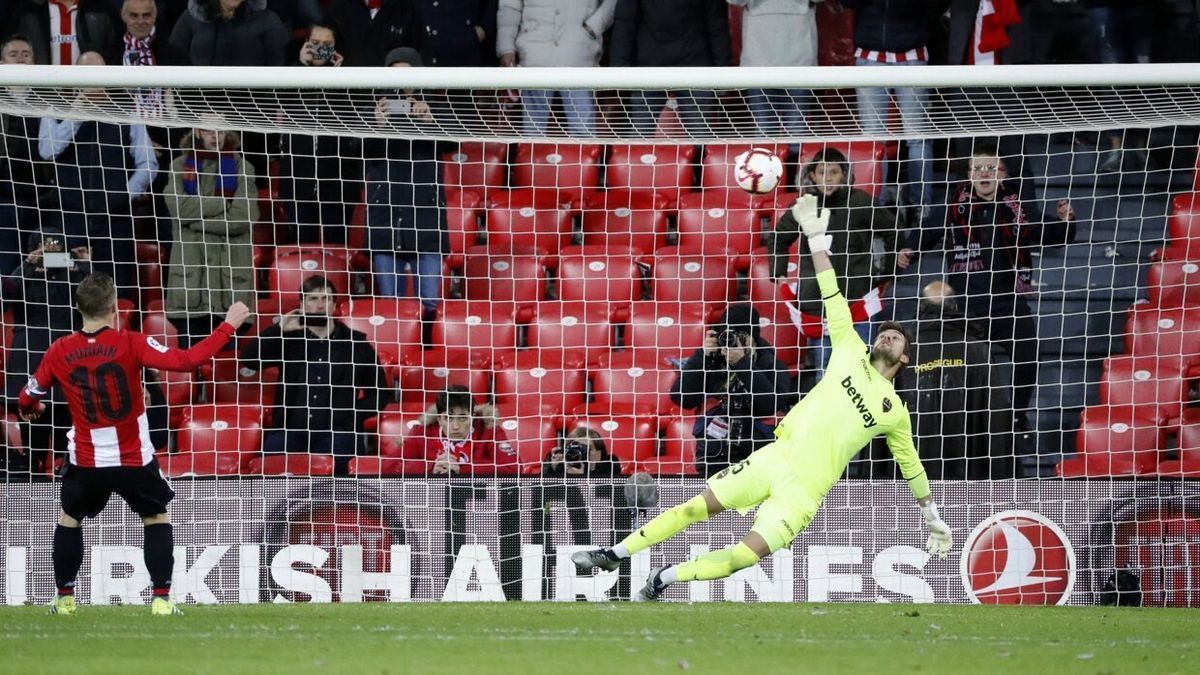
[60,459,175,521]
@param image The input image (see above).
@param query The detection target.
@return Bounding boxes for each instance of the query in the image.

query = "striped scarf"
[182,151,239,198]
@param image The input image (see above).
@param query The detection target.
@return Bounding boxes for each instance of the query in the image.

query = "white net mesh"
[1,65,1199,607]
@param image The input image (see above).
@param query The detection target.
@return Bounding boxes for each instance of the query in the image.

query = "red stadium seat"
[428,300,519,369]
[248,453,335,476]
[494,351,588,417]
[209,360,280,408]
[396,361,489,412]
[136,242,166,309]
[589,350,681,416]
[445,189,485,258]
[269,246,355,313]
[376,409,430,459]
[336,298,424,374]
[605,144,697,206]
[557,245,644,311]
[1146,260,1200,308]
[494,404,561,475]
[1124,304,1200,372]
[566,414,658,475]
[460,245,548,306]
[526,301,613,368]
[1056,406,1160,477]
[176,404,263,473]
[485,190,576,255]
[511,143,603,199]
[581,203,669,254]
[651,246,737,316]
[755,313,805,372]
[1157,419,1200,476]
[442,142,509,200]
[1161,192,1200,261]
[149,367,194,428]
[158,451,242,478]
[623,301,708,362]
[141,312,179,351]
[700,143,791,192]
[657,416,700,475]
[1098,356,1190,424]
[793,141,887,199]
[676,196,762,256]
[347,456,404,476]
[746,247,806,368]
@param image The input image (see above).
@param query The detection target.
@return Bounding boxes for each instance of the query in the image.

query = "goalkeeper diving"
[573,194,954,600]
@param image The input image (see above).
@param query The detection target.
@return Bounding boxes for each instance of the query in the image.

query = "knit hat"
[385,47,423,67]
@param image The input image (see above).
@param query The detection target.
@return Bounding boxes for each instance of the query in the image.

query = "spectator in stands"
[324,0,420,68]
[162,117,257,346]
[239,275,390,476]
[3,228,90,464]
[842,0,939,224]
[609,0,731,139]
[496,0,615,136]
[898,143,1077,433]
[670,303,794,477]
[278,21,360,245]
[120,0,186,67]
[365,47,449,319]
[8,0,121,65]
[902,280,1014,480]
[0,34,44,276]
[1086,0,1155,172]
[543,427,617,478]
[730,0,819,138]
[38,50,156,300]
[768,148,900,376]
[168,0,288,66]
[419,0,495,67]
[402,385,517,476]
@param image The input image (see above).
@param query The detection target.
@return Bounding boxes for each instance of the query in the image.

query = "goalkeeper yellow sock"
[615,494,711,557]
[673,543,762,582]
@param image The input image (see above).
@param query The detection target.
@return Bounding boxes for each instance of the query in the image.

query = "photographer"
[669,303,794,476]
[543,428,617,478]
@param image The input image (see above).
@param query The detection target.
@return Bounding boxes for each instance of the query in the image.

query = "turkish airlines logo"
[961,510,1075,605]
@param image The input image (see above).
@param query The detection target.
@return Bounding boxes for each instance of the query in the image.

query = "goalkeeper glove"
[791,194,833,254]
[920,500,953,560]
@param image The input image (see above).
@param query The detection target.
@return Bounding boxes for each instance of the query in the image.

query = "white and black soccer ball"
[733,148,784,195]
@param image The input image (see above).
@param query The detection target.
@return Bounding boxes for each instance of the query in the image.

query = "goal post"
[0,63,1198,607]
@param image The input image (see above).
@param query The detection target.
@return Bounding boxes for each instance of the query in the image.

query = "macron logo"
[840,376,877,428]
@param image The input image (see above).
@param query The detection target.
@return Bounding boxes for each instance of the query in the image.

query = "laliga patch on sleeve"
[146,336,170,353]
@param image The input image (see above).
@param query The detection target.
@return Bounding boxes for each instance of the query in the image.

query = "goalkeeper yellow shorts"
[706,442,818,553]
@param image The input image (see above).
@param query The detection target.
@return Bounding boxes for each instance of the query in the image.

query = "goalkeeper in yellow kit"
[573,194,954,600]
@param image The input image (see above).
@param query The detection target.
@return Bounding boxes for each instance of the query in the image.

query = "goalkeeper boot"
[633,567,668,602]
[151,597,182,616]
[48,594,76,616]
[571,548,621,573]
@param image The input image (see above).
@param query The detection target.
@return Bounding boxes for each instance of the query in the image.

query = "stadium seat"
[494,404,561,475]
[209,360,280,408]
[459,245,548,306]
[650,246,737,317]
[141,311,179,351]
[793,141,887,199]
[2,413,24,458]
[1098,356,1190,424]
[588,350,682,416]
[174,404,264,475]
[346,456,404,477]
[396,361,489,413]
[158,451,242,478]
[445,189,485,259]
[747,248,807,369]
[623,300,709,363]
[1146,259,1200,308]
[1123,304,1200,373]
[566,414,659,475]
[581,202,669,254]
[136,242,166,309]
[700,143,791,193]
[511,143,604,200]
[485,190,576,255]
[557,245,645,312]
[657,416,700,475]
[493,351,588,417]
[336,298,424,375]
[149,367,194,428]
[247,453,335,476]
[1056,406,1161,477]
[269,246,355,313]
[525,301,613,368]
[605,143,698,206]
[442,141,509,200]
[428,300,519,369]
[676,196,762,256]
[1161,192,1200,261]
[1156,418,1200,476]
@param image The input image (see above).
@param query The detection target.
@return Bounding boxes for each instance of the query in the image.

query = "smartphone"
[42,252,72,268]
[384,98,412,116]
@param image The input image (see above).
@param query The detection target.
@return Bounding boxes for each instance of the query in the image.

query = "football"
[733,148,784,194]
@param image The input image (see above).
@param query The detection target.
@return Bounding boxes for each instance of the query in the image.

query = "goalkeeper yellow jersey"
[773,269,931,504]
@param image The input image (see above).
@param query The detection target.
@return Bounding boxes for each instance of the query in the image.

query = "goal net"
[1,64,1199,607]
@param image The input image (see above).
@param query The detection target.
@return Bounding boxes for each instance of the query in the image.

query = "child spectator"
[402,385,518,476]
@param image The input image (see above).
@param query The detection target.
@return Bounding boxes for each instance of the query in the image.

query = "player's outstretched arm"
[17,343,57,420]
[137,302,252,372]
[793,194,856,347]
[886,420,952,559]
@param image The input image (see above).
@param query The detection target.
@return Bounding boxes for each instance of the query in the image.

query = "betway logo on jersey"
[840,376,877,428]
[960,510,1075,605]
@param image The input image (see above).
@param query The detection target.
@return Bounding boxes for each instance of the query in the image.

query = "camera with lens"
[716,329,747,349]
[311,42,336,62]
[564,439,587,466]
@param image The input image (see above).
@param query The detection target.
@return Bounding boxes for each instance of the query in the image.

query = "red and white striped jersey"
[18,324,234,468]
[854,46,928,63]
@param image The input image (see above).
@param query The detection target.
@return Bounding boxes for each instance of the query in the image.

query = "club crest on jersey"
[840,376,877,429]
[882,397,893,413]
[145,336,170,353]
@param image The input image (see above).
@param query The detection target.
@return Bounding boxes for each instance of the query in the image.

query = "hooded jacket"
[169,0,288,66]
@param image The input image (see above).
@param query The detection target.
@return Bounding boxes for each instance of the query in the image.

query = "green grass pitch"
[0,602,1194,674]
